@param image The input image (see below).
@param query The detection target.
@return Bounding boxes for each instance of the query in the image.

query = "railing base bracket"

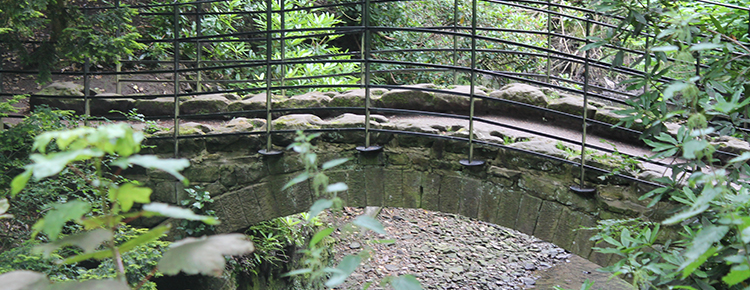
[258,149,283,156]
[570,185,596,195]
[356,145,383,153]
[459,159,485,167]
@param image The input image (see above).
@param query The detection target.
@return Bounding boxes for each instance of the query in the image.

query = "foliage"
[138,0,359,94]
[281,131,421,289]
[1,123,254,288]
[110,109,166,135]
[0,0,145,83]
[583,0,750,288]
[174,186,216,239]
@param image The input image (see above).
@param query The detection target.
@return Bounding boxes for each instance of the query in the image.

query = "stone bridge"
[33,80,750,265]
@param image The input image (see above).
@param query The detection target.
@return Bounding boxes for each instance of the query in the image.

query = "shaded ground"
[325,207,633,290]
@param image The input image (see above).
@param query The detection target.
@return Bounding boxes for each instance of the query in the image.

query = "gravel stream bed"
[326,207,573,290]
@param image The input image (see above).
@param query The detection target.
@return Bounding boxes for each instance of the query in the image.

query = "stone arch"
[143,134,668,267]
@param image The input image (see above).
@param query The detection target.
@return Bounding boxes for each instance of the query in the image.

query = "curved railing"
[1,0,748,191]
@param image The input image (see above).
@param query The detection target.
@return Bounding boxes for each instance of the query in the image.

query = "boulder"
[326,113,388,128]
[329,88,386,107]
[227,93,284,112]
[283,91,331,109]
[37,81,84,96]
[181,93,236,115]
[31,81,85,112]
[218,117,266,132]
[547,94,597,117]
[271,114,328,130]
[134,97,176,116]
[712,135,750,155]
[489,83,549,107]
[91,93,136,116]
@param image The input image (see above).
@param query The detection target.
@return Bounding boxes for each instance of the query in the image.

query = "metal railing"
[1,0,748,191]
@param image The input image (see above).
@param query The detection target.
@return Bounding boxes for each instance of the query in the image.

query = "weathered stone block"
[496,189,522,229]
[533,201,564,242]
[515,194,543,235]
[419,173,441,211]
[458,178,481,219]
[551,207,581,250]
[346,169,367,207]
[439,175,462,215]
[184,164,221,183]
[402,170,422,208]
[240,183,275,223]
[364,167,385,206]
[384,169,404,208]
[573,212,597,258]
[477,182,501,224]
[212,193,249,233]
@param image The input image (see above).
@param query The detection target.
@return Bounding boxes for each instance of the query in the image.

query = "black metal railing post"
[546,0,552,84]
[173,3,181,158]
[280,0,286,97]
[84,57,91,126]
[195,2,203,93]
[460,0,483,167]
[570,14,595,194]
[452,0,459,84]
[357,0,381,153]
[260,0,282,156]
[115,0,122,95]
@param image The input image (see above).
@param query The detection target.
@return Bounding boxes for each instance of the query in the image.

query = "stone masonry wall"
[138,132,674,267]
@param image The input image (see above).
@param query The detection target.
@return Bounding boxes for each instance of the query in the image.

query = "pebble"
[327,207,568,289]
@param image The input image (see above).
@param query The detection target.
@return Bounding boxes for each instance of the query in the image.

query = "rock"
[521,277,536,286]
[329,88,386,107]
[349,242,361,249]
[181,93,234,115]
[271,114,327,130]
[507,138,568,160]
[227,93,284,111]
[523,263,536,270]
[712,135,750,155]
[37,81,84,96]
[448,266,464,274]
[134,97,176,116]
[219,117,266,132]
[283,91,331,108]
[385,264,399,271]
[489,83,549,107]
[90,93,135,116]
[326,113,388,128]
[547,94,597,117]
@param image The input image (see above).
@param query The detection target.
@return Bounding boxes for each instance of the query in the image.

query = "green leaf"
[159,233,255,277]
[723,265,750,286]
[0,270,50,290]
[353,215,386,234]
[34,229,113,257]
[321,158,349,170]
[282,268,313,277]
[309,227,335,248]
[663,82,688,101]
[689,43,722,51]
[612,50,624,67]
[326,182,348,193]
[34,200,91,241]
[682,140,709,159]
[728,152,750,164]
[112,183,152,212]
[391,275,423,290]
[0,198,11,219]
[651,45,679,52]
[10,169,32,197]
[679,225,729,276]
[682,246,720,278]
[283,172,310,191]
[325,255,362,287]
[118,156,190,185]
[48,279,130,290]
[29,149,103,180]
[64,225,170,264]
[309,199,333,219]
[143,202,220,225]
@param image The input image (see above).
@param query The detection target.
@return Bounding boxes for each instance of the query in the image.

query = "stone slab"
[364,167,385,206]
[384,169,404,208]
[420,172,442,211]
[458,178,481,219]
[438,175,462,215]
[533,200,564,242]
[516,194,543,235]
